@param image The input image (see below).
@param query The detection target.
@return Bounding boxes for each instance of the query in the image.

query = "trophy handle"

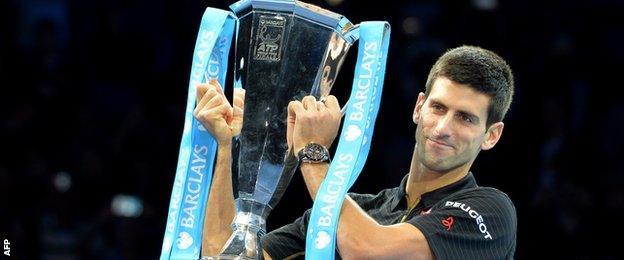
[336,24,366,116]
[344,24,361,44]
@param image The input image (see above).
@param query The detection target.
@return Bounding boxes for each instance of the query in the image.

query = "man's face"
[413,77,504,173]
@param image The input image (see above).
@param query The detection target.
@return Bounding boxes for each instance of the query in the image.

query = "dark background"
[1,0,623,259]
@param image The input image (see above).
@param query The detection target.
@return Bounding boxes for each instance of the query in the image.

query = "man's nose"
[432,114,453,138]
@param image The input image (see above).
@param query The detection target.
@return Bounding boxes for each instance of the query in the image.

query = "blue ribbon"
[305,21,391,260]
[160,7,235,260]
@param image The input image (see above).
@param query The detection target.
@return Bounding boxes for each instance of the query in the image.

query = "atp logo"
[315,231,331,249]
[253,15,285,61]
[177,232,193,250]
[344,125,362,141]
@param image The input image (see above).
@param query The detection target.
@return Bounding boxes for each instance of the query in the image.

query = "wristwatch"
[297,143,331,164]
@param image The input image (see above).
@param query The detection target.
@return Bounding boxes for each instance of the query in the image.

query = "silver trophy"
[211,0,358,259]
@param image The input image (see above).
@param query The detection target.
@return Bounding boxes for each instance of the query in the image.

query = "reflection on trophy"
[209,0,359,259]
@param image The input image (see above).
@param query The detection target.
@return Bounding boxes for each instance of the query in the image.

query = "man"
[196,45,517,259]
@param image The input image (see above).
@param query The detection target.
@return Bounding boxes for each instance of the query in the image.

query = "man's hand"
[193,79,245,145]
[287,95,342,153]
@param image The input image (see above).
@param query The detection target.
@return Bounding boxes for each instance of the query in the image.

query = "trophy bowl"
[210,0,358,259]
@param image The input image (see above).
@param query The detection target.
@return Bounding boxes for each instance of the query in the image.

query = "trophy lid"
[230,0,354,41]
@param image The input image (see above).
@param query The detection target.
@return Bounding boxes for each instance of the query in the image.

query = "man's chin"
[424,155,464,172]
[423,160,452,173]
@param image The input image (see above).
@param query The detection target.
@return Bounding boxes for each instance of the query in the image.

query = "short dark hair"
[424,45,514,126]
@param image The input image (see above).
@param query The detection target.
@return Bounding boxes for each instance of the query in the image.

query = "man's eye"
[461,115,473,123]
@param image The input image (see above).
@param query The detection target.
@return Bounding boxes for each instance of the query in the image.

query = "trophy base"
[201,256,256,260]
[206,210,267,260]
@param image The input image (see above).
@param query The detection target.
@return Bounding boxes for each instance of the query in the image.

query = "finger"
[196,108,230,127]
[233,96,244,110]
[209,79,224,95]
[208,80,232,108]
[207,103,233,119]
[233,106,243,118]
[205,91,224,109]
[196,88,219,111]
[288,100,305,118]
[233,88,245,97]
[302,96,317,111]
[324,95,341,111]
[196,103,225,120]
[233,89,245,108]
[196,84,209,104]
[317,100,326,111]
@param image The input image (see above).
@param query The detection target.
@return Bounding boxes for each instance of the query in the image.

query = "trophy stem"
[204,199,269,260]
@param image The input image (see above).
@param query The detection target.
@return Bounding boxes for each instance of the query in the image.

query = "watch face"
[304,143,326,161]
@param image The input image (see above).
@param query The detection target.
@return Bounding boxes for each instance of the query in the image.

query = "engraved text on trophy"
[253,15,286,61]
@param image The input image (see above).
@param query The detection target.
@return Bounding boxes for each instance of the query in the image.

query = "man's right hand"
[193,79,245,145]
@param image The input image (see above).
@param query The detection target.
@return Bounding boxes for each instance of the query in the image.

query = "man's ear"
[482,122,504,150]
[413,92,426,124]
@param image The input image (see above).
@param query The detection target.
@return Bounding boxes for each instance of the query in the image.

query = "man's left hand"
[287,95,342,154]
